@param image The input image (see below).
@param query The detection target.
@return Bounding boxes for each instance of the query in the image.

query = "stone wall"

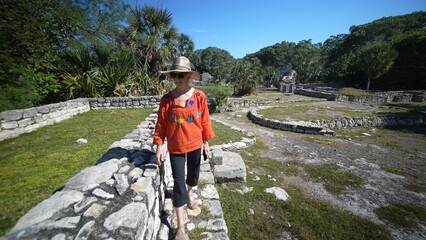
[248,108,425,135]
[88,96,160,110]
[294,88,426,104]
[0,97,161,141]
[248,109,335,135]
[5,112,230,240]
[227,99,269,109]
[310,115,426,129]
[0,99,91,141]
[4,113,170,239]
[294,89,338,101]
[0,97,267,142]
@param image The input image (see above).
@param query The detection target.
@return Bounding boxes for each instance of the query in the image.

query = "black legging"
[169,148,201,207]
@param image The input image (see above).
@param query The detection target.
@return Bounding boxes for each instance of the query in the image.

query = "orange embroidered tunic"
[153,89,215,154]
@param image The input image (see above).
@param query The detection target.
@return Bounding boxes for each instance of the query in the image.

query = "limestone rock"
[10,190,84,232]
[265,187,289,201]
[76,138,88,144]
[64,160,119,190]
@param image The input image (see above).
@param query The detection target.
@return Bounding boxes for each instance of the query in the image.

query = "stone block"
[0,109,23,121]
[199,171,215,185]
[211,148,224,165]
[1,121,18,129]
[64,160,119,190]
[9,190,84,232]
[212,151,246,183]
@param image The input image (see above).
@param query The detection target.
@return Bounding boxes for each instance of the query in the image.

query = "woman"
[154,56,215,240]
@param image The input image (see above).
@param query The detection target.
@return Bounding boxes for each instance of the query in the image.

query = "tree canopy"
[0,1,196,111]
[0,4,424,112]
[190,47,234,82]
[249,11,425,90]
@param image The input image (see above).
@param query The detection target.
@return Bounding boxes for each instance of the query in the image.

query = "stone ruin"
[3,109,254,240]
[276,66,297,93]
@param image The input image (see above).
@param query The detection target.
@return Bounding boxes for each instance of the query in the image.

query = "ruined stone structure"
[276,66,297,93]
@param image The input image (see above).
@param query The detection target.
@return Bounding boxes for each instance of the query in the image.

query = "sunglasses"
[170,72,188,78]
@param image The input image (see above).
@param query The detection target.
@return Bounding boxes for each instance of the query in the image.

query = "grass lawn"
[258,102,371,121]
[210,120,246,146]
[0,108,153,236]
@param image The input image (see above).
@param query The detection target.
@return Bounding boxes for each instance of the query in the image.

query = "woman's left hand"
[203,141,210,158]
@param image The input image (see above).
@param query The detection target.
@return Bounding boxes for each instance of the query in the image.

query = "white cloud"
[189,28,207,33]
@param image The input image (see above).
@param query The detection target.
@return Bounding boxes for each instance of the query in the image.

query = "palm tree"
[62,47,99,98]
[128,6,179,76]
[176,33,194,57]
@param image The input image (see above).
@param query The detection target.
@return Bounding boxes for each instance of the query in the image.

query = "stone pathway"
[162,159,229,240]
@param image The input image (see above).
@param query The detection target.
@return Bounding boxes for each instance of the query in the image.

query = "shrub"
[197,84,233,113]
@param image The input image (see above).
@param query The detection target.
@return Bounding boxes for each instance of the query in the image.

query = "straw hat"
[160,56,201,80]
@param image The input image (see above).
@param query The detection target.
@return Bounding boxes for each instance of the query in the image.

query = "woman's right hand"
[156,146,164,166]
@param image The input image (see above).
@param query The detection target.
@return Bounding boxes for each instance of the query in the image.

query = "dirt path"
[211,106,426,240]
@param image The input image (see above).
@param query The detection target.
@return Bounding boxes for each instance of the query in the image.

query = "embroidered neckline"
[167,90,202,124]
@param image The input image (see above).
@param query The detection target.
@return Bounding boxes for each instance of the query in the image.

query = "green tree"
[289,40,324,83]
[323,34,351,80]
[248,40,324,83]
[63,45,132,97]
[227,60,261,96]
[176,33,195,57]
[381,29,426,90]
[62,46,102,98]
[261,66,280,87]
[61,0,129,48]
[0,0,130,111]
[357,44,397,91]
[0,0,62,111]
[324,11,426,88]
[190,47,234,81]
[127,6,179,76]
[248,41,296,68]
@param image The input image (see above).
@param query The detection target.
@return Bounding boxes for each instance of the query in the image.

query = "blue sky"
[125,0,426,59]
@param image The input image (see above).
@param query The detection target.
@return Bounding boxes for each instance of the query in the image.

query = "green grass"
[383,102,426,114]
[382,166,419,178]
[303,163,364,194]
[217,139,391,239]
[188,227,208,240]
[302,135,343,147]
[197,84,233,96]
[0,108,152,236]
[258,102,369,121]
[337,88,371,96]
[375,203,426,229]
[209,120,247,146]
[406,184,426,193]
